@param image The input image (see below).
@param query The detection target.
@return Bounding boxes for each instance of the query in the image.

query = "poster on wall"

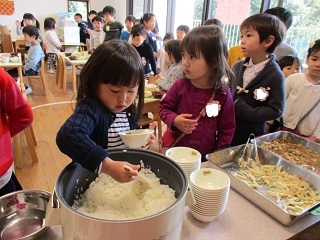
[0,0,15,15]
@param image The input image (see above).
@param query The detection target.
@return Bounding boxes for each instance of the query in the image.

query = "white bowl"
[190,168,230,191]
[119,129,153,148]
[9,56,20,63]
[189,208,220,222]
[166,147,201,164]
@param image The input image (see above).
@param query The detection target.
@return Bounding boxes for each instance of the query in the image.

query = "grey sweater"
[230,55,285,145]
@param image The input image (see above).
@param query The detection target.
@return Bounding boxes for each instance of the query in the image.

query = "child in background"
[277,54,301,78]
[8,25,45,94]
[86,10,97,49]
[131,25,159,79]
[159,26,236,161]
[43,17,61,74]
[0,68,33,196]
[74,13,89,44]
[176,25,190,40]
[89,16,104,53]
[229,14,286,145]
[203,18,222,28]
[15,13,40,36]
[282,40,320,142]
[102,6,124,42]
[56,40,155,183]
[15,13,42,50]
[156,39,183,91]
[141,13,159,56]
[120,15,136,42]
[157,32,174,78]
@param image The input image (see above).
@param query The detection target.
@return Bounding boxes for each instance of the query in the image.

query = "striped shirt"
[108,112,130,148]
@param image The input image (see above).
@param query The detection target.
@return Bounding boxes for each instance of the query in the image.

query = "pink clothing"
[0,68,33,175]
[159,78,235,160]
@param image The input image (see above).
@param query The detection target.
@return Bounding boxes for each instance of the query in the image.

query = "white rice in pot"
[72,168,177,220]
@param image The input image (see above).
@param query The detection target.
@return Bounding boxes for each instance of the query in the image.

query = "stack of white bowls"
[165,147,201,180]
[189,168,230,222]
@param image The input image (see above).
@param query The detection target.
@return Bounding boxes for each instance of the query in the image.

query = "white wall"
[0,0,127,39]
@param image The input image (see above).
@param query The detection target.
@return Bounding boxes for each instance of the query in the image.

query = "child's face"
[182,49,211,83]
[306,51,320,79]
[103,13,114,23]
[144,17,156,31]
[125,20,133,31]
[23,33,35,44]
[74,16,82,23]
[176,30,186,41]
[88,14,96,21]
[23,19,33,26]
[282,60,301,78]
[131,35,146,47]
[240,27,268,60]
[93,20,102,30]
[97,83,138,113]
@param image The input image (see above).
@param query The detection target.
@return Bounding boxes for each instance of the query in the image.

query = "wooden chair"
[1,34,14,53]
[137,99,162,142]
[56,54,67,90]
[15,39,27,55]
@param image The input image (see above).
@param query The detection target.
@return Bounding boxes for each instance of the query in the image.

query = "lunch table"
[57,52,88,94]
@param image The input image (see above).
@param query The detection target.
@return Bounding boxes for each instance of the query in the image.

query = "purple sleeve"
[159,79,182,128]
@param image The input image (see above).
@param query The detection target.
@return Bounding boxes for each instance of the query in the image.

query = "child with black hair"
[43,17,61,74]
[156,40,183,91]
[277,55,301,78]
[157,32,174,78]
[176,25,190,40]
[9,25,45,94]
[89,16,104,53]
[230,13,287,145]
[102,6,124,42]
[120,15,136,42]
[203,18,222,28]
[141,13,159,55]
[159,25,235,161]
[56,40,156,183]
[131,24,159,80]
[74,13,89,44]
[282,40,320,142]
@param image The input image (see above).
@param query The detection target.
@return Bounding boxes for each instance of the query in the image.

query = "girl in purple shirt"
[159,25,236,161]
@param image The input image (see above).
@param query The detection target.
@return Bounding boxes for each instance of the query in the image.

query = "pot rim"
[55,149,189,222]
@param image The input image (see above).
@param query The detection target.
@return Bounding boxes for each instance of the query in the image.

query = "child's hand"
[101,157,140,183]
[173,114,198,134]
[15,20,21,28]
[142,121,157,148]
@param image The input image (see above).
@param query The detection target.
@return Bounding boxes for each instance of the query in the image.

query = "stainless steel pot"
[46,149,192,240]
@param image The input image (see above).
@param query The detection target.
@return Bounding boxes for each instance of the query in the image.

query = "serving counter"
[40,162,320,240]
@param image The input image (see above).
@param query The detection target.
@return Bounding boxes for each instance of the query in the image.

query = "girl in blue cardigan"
[56,40,155,183]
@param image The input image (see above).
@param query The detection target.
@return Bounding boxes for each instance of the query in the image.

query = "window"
[133,0,145,19]
[68,0,89,21]
[152,0,168,38]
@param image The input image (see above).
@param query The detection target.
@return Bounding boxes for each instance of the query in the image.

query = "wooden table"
[57,52,88,94]
[61,42,86,52]
[0,54,38,168]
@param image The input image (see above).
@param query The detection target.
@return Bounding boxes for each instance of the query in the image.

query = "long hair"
[77,40,145,120]
[180,25,232,92]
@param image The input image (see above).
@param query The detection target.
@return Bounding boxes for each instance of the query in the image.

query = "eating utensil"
[124,165,151,185]
[238,133,260,168]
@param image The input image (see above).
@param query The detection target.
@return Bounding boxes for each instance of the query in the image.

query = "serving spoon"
[124,165,151,185]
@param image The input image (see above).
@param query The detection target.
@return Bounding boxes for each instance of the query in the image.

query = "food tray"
[254,131,320,175]
[206,144,320,226]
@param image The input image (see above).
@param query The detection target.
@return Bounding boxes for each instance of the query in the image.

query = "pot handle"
[185,184,196,206]
[45,188,61,226]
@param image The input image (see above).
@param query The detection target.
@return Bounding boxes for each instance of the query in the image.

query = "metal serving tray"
[206,144,320,226]
[254,131,320,175]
